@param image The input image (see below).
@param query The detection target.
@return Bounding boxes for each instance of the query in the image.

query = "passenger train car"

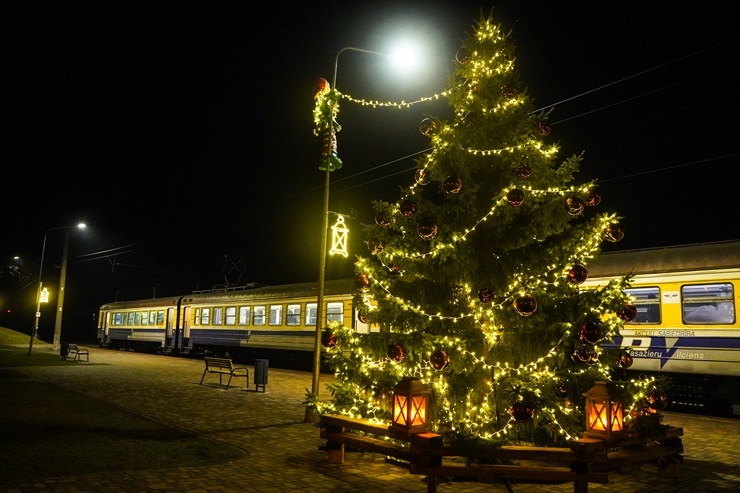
[97,279,369,368]
[97,241,739,414]
[583,240,739,415]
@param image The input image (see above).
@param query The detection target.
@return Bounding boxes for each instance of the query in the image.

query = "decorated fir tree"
[311,14,667,448]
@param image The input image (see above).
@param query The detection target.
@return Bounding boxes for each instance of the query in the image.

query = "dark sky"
[2,2,739,338]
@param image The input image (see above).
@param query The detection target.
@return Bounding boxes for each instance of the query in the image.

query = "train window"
[682,283,735,324]
[269,305,283,325]
[287,304,301,325]
[225,306,236,326]
[114,313,122,325]
[213,307,223,325]
[157,310,164,324]
[624,287,661,324]
[253,306,266,326]
[239,306,250,325]
[306,303,317,325]
[127,312,134,325]
[141,312,148,326]
[149,312,156,325]
[201,308,210,325]
[327,302,344,323]
[194,308,200,326]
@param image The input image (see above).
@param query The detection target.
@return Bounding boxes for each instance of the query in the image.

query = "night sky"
[2,2,739,341]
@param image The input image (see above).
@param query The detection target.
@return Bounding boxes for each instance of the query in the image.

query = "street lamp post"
[307,47,388,423]
[27,223,86,356]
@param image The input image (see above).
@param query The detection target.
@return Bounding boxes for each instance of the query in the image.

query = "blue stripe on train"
[603,336,740,369]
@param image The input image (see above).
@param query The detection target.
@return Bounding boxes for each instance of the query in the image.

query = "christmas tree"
[311,14,667,448]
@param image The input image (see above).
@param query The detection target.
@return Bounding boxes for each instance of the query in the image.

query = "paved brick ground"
[2,344,739,492]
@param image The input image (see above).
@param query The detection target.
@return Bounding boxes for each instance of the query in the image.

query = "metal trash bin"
[60,342,69,361]
[254,359,268,392]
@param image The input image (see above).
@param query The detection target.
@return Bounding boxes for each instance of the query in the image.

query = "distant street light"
[307,46,419,422]
[28,223,86,356]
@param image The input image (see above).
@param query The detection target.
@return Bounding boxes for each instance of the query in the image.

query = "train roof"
[182,278,355,303]
[586,240,740,278]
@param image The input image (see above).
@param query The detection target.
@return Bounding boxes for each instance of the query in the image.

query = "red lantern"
[391,376,431,436]
[583,381,626,442]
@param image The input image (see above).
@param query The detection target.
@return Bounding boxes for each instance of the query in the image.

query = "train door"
[166,307,176,350]
[182,305,191,351]
[97,310,110,346]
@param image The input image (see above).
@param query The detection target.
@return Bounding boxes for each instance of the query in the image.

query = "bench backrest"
[204,357,233,369]
[68,344,79,350]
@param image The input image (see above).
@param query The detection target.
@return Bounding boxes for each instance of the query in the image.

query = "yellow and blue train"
[97,240,739,414]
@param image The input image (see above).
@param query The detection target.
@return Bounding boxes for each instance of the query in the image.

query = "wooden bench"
[320,414,683,493]
[200,357,249,389]
[67,344,89,362]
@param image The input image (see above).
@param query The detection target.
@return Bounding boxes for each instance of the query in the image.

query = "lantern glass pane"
[393,394,408,426]
[411,396,427,426]
[610,401,624,431]
[588,400,608,432]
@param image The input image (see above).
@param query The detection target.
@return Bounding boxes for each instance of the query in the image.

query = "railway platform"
[2,343,739,492]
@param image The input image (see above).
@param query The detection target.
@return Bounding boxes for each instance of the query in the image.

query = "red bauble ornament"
[387,343,406,362]
[456,49,469,64]
[617,352,634,369]
[357,311,369,324]
[400,200,417,217]
[443,175,462,194]
[418,220,438,239]
[620,302,637,321]
[567,264,589,284]
[586,350,599,365]
[514,294,537,316]
[415,168,430,185]
[586,190,602,206]
[509,401,535,423]
[604,224,624,243]
[501,84,518,99]
[579,321,602,344]
[565,197,585,216]
[554,380,569,399]
[387,262,400,273]
[429,349,450,371]
[367,239,383,254]
[419,118,438,136]
[572,348,591,363]
[514,164,531,178]
[320,331,337,348]
[507,189,525,207]
[314,78,330,99]
[537,120,551,136]
[375,212,390,227]
[354,273,370,292]
[648,391,668,410]
[477,288,495,303]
